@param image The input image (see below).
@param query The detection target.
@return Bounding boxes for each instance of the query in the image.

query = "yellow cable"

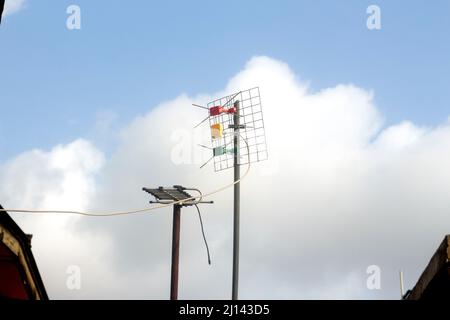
[0,134,251,217]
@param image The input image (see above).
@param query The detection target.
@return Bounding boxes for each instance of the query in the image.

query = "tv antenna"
[143,185,213,300]
[193,87,268,300]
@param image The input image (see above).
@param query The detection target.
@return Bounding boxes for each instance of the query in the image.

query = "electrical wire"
[0,133,251,217]
[180,187,203,204]
[181,187,211,265]
[195,204,211,265]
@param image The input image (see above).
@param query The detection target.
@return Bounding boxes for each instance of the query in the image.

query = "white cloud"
[0,139,103,210]
[2,56,450,299]
[374,121,427,151]
[3,0,27,16]
[0,139,112,299]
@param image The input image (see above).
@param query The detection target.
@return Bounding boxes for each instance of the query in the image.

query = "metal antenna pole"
[171,204,181,300]
[232,100,240,300]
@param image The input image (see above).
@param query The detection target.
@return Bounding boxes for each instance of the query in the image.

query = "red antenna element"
[209,106,237,117]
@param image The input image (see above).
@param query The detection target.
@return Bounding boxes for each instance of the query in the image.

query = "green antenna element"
[213,146,234,157]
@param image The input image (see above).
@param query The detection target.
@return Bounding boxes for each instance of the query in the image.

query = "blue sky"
[1,0,449,159]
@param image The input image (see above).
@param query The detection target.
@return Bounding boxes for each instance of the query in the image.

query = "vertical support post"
[399,270,405,299]
[232,100,240,300]
[171,204,181,300]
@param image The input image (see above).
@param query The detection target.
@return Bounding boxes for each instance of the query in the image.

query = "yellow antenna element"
[210,123,223,139]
